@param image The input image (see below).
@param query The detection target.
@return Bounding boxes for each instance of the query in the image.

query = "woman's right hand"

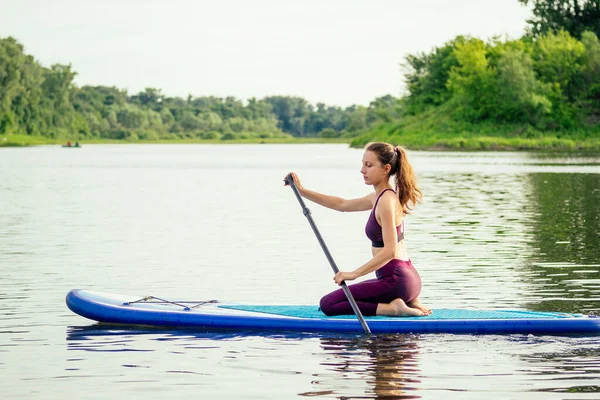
[284,172,304,193]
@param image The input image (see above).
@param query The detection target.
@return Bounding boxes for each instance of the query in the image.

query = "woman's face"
[361,150,389,185]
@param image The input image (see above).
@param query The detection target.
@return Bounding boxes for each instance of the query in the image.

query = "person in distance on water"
[285,142,431,317]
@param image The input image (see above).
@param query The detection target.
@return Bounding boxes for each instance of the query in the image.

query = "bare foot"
[377,298,426,317]
[408,298,432,315]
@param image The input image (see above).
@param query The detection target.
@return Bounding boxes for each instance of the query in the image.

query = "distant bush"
[319,128,341,138]
[221,133,236,140]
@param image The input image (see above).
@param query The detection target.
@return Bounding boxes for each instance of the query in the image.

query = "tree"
[129,87,164,110]
[0,37,44,134]
[319,127,340,138]
[367,95,402,124]
[201,112,224,131]
[42,64,77,108]
[0,37,27,115]
[532,30,586,102]
[519,0,600,39]
[179,111,203,131]
[117,104,147,129]
[402,37,464,113]
[246,97,274,119]
[447,39,497,121]
[40,64,77,128]
[159,108,175,126]
[495,48,552,122]
[579,31,600,112]
[343,106,368,132]
[263,96,311,135]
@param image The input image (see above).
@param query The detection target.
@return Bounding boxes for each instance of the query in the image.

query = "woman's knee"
[319,295,335,316]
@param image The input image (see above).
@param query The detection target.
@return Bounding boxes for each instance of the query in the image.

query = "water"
[1,144,599,399]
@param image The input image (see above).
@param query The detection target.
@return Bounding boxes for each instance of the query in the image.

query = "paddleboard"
[66,289,600,335]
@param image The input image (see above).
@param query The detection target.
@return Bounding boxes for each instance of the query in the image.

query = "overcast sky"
[2,0,532,107]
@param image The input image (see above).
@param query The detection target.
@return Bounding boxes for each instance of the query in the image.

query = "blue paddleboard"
[66,289,600,335]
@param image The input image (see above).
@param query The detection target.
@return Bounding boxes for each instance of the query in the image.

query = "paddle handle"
[285,174,371,334]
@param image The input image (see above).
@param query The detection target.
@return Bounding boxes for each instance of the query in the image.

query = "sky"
[2,0,532,107]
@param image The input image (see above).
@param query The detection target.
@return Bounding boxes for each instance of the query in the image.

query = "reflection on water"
[66,324,322,342]
[310,335,421,399]
[527,173,600,264]
[524,173,600,314]
[68,325,424,399]
[2,145,600,399]
[66,325,600,399]
[519,336,600,395]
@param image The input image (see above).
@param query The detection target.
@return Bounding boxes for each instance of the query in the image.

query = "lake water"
[1,144,599,399]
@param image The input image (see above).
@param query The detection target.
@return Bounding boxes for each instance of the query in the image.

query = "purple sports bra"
[365,188,404,248]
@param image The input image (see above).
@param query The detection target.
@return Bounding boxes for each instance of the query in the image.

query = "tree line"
[402,0,600,130]
[0,36,399,141]
[2,0,598,143]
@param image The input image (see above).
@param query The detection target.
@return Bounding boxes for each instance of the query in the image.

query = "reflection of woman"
[286,142,430,317]
[317,335,421,398]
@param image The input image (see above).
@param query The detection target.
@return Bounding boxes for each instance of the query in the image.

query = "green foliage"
[319,128,341,138]
[519,0,600,39]
[356,23,600,150]
[117,104,148,129]
[263,95,401,137]
[399,29,600,132]
[447,38,498,121]
[263,96,310,135]
[495,48,552,121]
[579,31,600,115]
[533,30,586,101]
[1,36,395,142]
[0,37,86,137]
[351,101,600,150]
[3,20,599,150]
[402,37,463,113]
[221,132,236,140]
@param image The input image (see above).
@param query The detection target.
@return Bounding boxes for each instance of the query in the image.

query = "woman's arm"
[334,192,399,284]
[286,173,373,212]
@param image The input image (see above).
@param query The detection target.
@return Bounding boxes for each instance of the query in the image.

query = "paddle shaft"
[285,174,371,334]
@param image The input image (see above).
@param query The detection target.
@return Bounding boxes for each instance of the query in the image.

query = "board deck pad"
[219,305,577,320]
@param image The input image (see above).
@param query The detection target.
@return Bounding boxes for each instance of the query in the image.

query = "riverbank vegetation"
[0,35,392,147]
[353,0,600,150]
[1,0,599,149]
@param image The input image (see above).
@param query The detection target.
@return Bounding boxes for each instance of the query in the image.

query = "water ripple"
[1,145,599,399]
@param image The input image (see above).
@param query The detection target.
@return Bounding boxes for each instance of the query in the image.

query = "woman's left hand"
[334,271,358,286]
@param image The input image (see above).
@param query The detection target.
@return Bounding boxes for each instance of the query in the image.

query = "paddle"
[284,174,371,334]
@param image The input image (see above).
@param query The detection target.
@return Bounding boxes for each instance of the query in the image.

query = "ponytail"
[365,142,422,214]
[392,146,422,214]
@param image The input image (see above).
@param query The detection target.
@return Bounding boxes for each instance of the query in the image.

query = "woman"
[286,142,430,317]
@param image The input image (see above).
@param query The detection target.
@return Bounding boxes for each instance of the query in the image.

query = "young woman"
[286,142,431,317]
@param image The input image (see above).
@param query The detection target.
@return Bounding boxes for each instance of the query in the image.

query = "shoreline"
[2,134,599,152]
[0,136,351,148]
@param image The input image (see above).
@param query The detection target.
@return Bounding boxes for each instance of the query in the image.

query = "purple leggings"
[319,259,422,316]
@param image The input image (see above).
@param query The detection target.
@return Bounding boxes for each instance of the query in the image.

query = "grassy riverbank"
[350,105,600,151]
[0,134,351,147]
[4,128,599,150]
[4,106,599,151]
